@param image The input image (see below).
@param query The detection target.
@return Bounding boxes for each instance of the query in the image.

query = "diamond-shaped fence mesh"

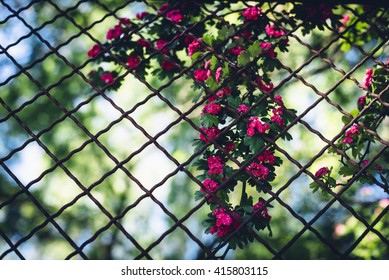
[0,0,388,260]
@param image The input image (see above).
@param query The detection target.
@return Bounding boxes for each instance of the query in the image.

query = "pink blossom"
[375,164,383,173]
[270,107,284,127]
[265,24,285,38]
[156,39,169,54]
[136,11,149,20]
[199,126,220,143]
[210,208,240,237]
[100,73,114,85]
[315,167,329,177]
[260,42,275,57]
[166,9,183,23]
[362,160,369,166]
[127,55,140,68]
[216,88,231,98]
[159,3,169,12]
[202,178,219,193]
[362,68,373,89]
[275,95,284,105]
[136,38,150,48]
[161,60,176,71]
[257,150,276,165]
[229,46,244,55]
[187,40,201,56]
[247,116,270,136]
[119,18,131,25]
[379,198,389,208]
[247,162,269,180]
[203,103,222,115]
[215,67,223,83]
[242,6,262,21]
[358,95,366,108]
[87,44,100,58]
[225,143,235,151]
[339,14,350,32]
[194,69,211,82]
[207,156,224,175]
[204,59,212,69]
[253,200,271,221]
[238,104,249,114]
[257,77,274,92]
[106,25,122,40]
[260,42,272,51]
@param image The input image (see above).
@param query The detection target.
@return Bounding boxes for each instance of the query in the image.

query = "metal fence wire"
[0,0,388,259]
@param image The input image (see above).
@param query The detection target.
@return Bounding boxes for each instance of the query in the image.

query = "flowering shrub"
[85,1,388,250]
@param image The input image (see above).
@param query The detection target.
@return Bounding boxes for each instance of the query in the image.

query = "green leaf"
[350,109,360,118]
[194,190,206,201]
[202,114,219,127]
[339,164,358,176]
[238,51,250,66]
[222,61,229,77]
[218,26,235,40]
[227,95,241,109]
[244,136,264,153]
[210,55,218,70]
[203,32,215,47]
[205,76,219,90]
[342,115,352,125]
[327,177,337,188]
[247,41,262,58]
[309,182,320,193]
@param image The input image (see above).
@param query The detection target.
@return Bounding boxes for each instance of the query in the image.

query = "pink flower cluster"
[166,9,184,23]
[246,162,269,180]
[246,150,276,180]
[242,6,262,21]
[156,39,169,54]
[207,156,224,175]
[253,200,271,221]
[315,167,329,177]
[199,126,220,143]
[238,104,249,114]
[161,60,176,71]
[194,69,211,82]
[358,95,366,107]
[210,208,240,237]
[87,44,100,58]
[203,103,222,115]
[260,42,275,58]
[270,106,284,127]
[229,46,244,55]
[342,124,360,144]
[247,116,270,136]
[362,68,373,90]
[106,24,123,40]
[257,77,274,92]
[257,150,276,165]
[136,11,149,20]
[101,73,114,85]
[187,39,201,56]
[202,178,219,193]
[216,88,231,98]
[265,24,285,38]
[215,67,223,83]
[339,14,350,32]
[127,55,140,68]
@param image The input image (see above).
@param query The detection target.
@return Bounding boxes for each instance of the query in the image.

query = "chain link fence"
[0,0,388,259]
